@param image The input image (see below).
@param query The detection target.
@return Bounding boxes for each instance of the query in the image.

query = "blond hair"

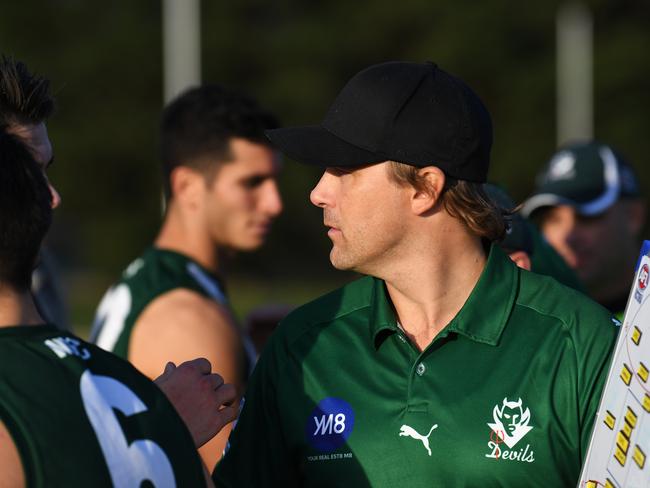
[388,161,506,241]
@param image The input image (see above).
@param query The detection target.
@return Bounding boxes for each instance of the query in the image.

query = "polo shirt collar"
[370,278,400,348]
[370,244,519,348]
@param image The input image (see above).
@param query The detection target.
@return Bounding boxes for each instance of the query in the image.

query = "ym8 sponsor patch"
[306,397,355,453]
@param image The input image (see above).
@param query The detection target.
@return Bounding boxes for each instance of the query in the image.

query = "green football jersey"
[90,247,255,373]
[215,245,618,487]
[0,325,204,487]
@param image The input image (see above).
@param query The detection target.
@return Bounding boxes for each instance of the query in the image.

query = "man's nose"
[262,181,283,217]
[309,171,333,208]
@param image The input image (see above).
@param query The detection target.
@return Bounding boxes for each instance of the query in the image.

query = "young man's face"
[6,122,61,208]
[309,162,411,273]
[540,202,635,290]
[202,138,283,251]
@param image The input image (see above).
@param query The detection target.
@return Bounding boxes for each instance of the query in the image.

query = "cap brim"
[266,126,385,167]
[520,194,566,218]
[521,192,613,218]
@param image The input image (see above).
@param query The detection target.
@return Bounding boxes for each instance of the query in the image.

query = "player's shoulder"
[118,247,173,286]
[275,276,374,341]
[118,247,226,303]
[516,269,618,333]
[2,325,147,382]
[151,286,217,308]
[138,287,232,334]
[49,328,146,372]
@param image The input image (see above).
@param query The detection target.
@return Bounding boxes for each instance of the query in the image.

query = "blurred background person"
[486,183,584,290]
[521,141,645,317]
[486,183,536,270]
[90,84,282,470]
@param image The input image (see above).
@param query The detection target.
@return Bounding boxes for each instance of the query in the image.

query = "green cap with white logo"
[521,141,640,218]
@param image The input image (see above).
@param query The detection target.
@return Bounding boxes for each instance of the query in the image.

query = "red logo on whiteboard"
[639,264,649,291]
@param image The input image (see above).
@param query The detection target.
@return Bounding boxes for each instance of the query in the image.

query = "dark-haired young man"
[0,56,68,328]
[91,84,282,468]
[0,130,236,486]
[215,62,618,487]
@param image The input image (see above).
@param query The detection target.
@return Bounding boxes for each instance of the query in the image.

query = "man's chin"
[329,250,356,271]
[227,237,266,253]
[240,241,265,252]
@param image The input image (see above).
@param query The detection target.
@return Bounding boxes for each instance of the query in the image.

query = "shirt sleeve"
[213,330,299,487]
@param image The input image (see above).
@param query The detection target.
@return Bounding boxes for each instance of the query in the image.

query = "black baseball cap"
[267,61,493,183]
[521,141,641,218]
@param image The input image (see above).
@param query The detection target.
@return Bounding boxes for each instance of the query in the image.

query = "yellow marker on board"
[634,445,646,469]
[632,325,642,345]
[622,420,633,438]
[617,431,630,454]
[638,362,649,383]
[643,394,650,413]
[614,446,627,466]
[621,364,633,385]
[626,407,638,428]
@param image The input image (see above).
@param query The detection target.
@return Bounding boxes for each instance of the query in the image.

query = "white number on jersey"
[91,284,132,352]
[80,370,175,487]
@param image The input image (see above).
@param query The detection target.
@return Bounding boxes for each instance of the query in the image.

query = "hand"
[154,358,238,448]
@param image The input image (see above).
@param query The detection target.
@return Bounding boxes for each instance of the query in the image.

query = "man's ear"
[508,250,532,271]
[169,166,205,209]
[411,166,446,215]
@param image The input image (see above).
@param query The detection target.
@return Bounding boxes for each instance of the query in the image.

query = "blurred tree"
[1,0,648,328]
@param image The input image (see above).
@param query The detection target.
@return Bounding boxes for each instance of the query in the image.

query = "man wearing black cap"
[522,141,646,317]
[214,62,617,487]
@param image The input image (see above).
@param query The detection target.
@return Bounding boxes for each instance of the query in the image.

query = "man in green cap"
[486,183,584,290]
[522,141,646,317]
[214,62,618,487]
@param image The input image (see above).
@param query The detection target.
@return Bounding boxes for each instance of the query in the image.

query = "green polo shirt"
[215,245,617,487]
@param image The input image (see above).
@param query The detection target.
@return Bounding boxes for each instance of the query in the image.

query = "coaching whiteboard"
[580,241,650,487]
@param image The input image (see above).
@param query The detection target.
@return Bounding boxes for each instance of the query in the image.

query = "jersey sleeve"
[213,328,299,487]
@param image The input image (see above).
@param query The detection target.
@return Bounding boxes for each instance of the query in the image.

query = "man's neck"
[381,233,487,352]
[0,286,45,328]
[155,211,222,274]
